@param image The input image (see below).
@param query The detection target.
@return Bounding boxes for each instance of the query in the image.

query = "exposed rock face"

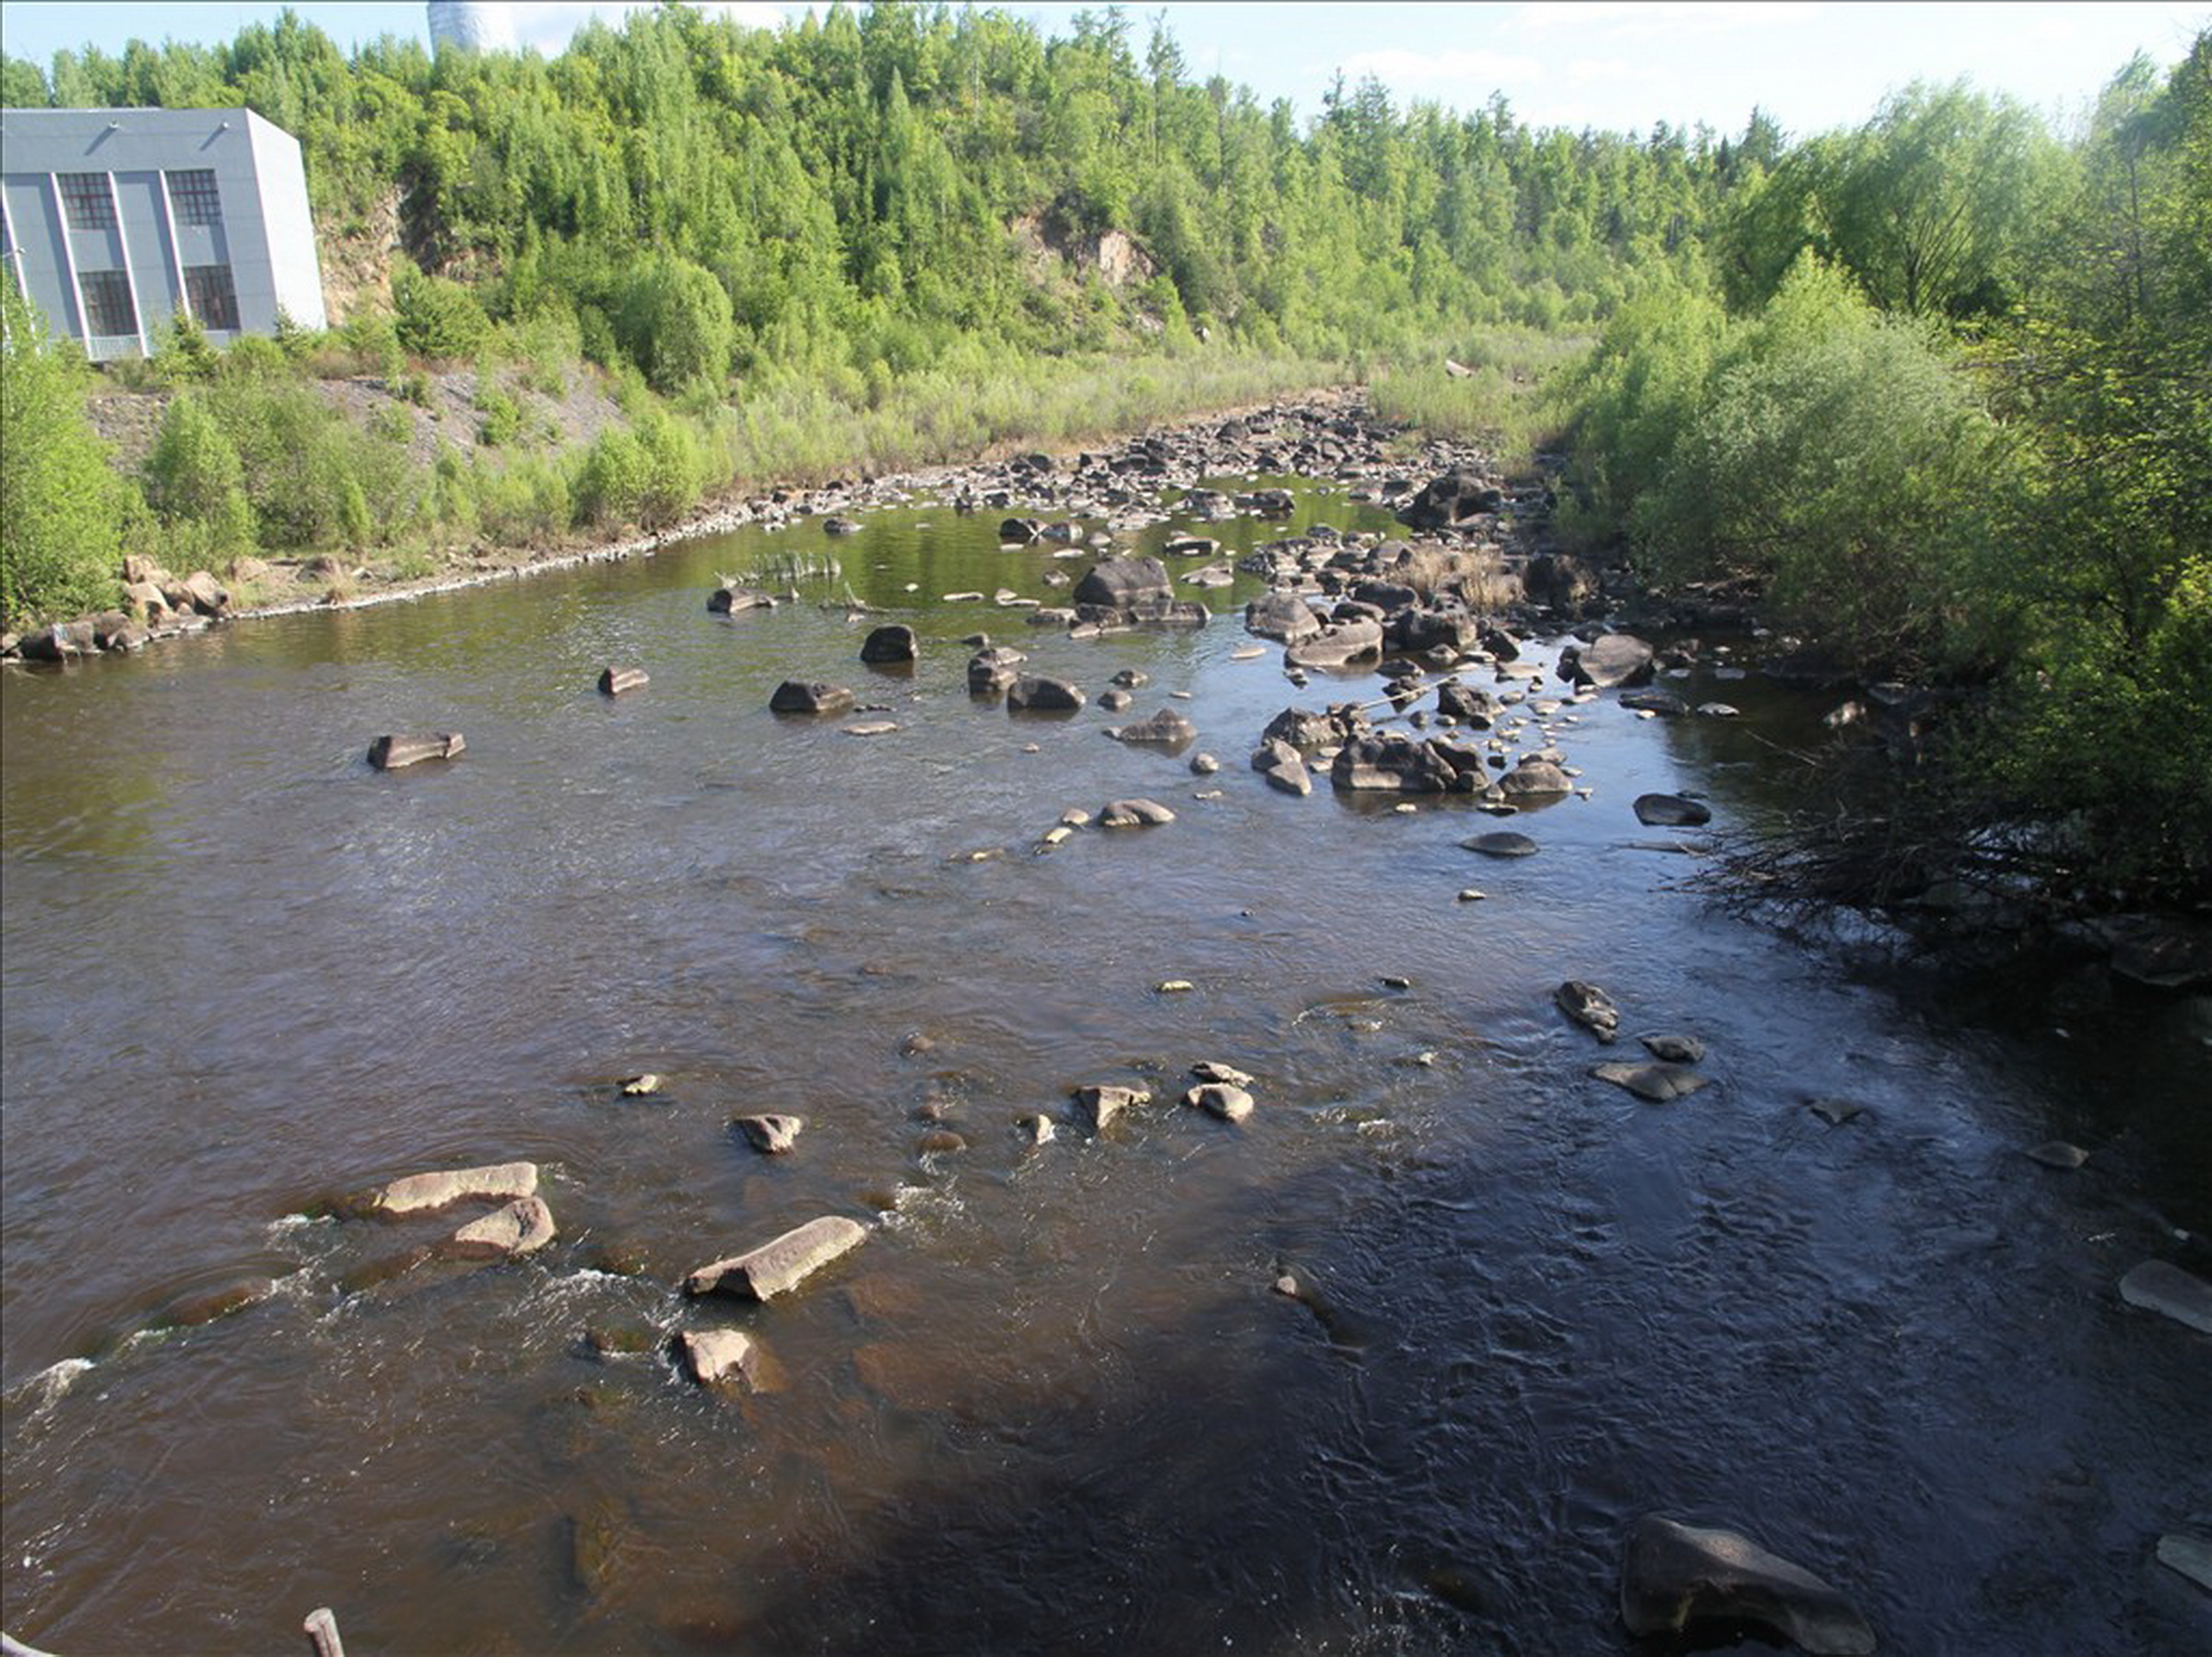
[1619,1515,1877,1655]
[1591,1061,1709,1102]
[1634,793,1712,827]
[1396,472,1502,531]
[1099,797,1176,827]
[1555,981,1620,1042]
[859,624,919,664]
[367,1161,539,1216]
[1245,592,1323,642]
[686,1216,868,1301]
[1253,738,1313,795]
[1561,633,1654,689]
[734,1114,805,1155]
[1109,709,1197,747]
[678,1328,761,1389]
[449,1194,558,1257]
[769,680,855,715]
[1330,734,1457,793]
[369,734,465,770]
[2119,1260,2212,1334]
[1073,1083,1150,1130]
[1007,674,1086,712]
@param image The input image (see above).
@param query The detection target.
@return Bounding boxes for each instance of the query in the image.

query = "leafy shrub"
[143,392,254,558]
[613,254,735,394]
[573,426,652,527]
[392,260,491,360]
[0,276,125,625]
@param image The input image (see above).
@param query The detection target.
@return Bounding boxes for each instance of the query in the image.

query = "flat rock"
[1184,1082,1254,1122]
[449,1194,558,1258]
[1640,1033,1706,1064]
[1100,797,1176,827]
[1620,1514,1877,1654]
[1634,793,1712,827]
[1564,633,1653,689]
[678,1328,762,1389]
[1555,981,1620,1042]
[734,1114,805,1155]
[368,1160,538,1217]
[686,1216,868,1301]
[1465,831,1538,858]
[368,734,465,770]
[2119,1260,2212,1334]
[1592,1061,1709,1103]
[1073,1083,1151,1130]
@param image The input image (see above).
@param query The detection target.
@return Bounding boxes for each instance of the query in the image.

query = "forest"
[2,3,2206,907]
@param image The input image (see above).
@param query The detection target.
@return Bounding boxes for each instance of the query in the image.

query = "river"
[3,472,2206,1654]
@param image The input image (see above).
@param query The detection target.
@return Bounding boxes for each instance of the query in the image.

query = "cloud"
[503,2,788,54]
[1562,57,1665,87]
[1335,47,1547,91]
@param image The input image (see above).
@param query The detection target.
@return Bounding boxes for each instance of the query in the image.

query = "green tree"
[144,391,254,558]
[0,275,126,627]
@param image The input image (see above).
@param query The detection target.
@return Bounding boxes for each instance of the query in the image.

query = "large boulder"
[1007,674,1086,712]
[1560,633,1654,688]
[1436,680,1496,727]
[1264,703,1371,750]
[859,624,919,665]
[1245,592,1324,642]
[1330,734,1457,794]
[449,1194,558,1258]
[770,680,855,716]
[1073,1083,1151,1130]
[678,1327,764,1389]
[1620,1515,1877,1655]
[182,570,229,616]
[1396,472,1502,532]
[362,1160,539,1217]
[1499,758,1573,799]
[1073,556,1173,612]
[1386,605,1484,654]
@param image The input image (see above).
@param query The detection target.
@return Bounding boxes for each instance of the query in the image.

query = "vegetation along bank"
[1,6,2206,936]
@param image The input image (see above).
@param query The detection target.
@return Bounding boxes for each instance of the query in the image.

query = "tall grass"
[1368,326,1589,475]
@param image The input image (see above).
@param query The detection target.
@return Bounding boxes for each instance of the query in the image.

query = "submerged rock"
[1634,793,1712,828]
[686,1216,868,1301]
[1591,1061,1708,1103]
[1620,1514,1877,1655]
[2119,1261,2212,1334]
[2026,1140,2088,1170]
[1465,831,1538,858]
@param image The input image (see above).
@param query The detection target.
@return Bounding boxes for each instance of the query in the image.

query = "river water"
[3,476,2207,1655]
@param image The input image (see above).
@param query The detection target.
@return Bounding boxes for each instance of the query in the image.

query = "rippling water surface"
[4,482,2207,1654]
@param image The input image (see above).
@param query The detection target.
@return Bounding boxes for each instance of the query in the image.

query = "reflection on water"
[4,485,2207,1654]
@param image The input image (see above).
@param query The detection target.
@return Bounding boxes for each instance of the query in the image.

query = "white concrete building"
[0,106,327,359]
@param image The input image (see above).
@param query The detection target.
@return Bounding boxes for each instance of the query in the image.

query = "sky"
[0,1,2205,140]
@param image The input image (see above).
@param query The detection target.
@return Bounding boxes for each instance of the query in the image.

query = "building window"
[184,264,241,331]
[57,172,114,230]
[168,169,222,228]
[78,269,136,337]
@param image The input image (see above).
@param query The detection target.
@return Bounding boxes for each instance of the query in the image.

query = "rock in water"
[1465,831,1538,859]
[1561,633,1654,688]
[2157,1532,2212,1593]
[1591,1061,1709,1103]
[1007,674,1087,712]
[1620,1515,1877,1654]
[859,624,919,664]
[1183,1083,1254,1122]
[449,1194,557,1258]
[678,1328,762,1389]
[1634,793,1712,828]
[364,1160,538,1216]
[1099,798,1176,827]
[1072,1084,1151,1130]
[1108,709,1198,747]
[598,666,649,696]
[1640,1033,1706,1064]
[2119,1261,2212,1334]
[2026,1140,2088,1169]
[734,1114,805,1155]
[1555,981,1620,1042]
[769,680,855,716]
[686,1216,868,1301]
[368,733,465,770]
